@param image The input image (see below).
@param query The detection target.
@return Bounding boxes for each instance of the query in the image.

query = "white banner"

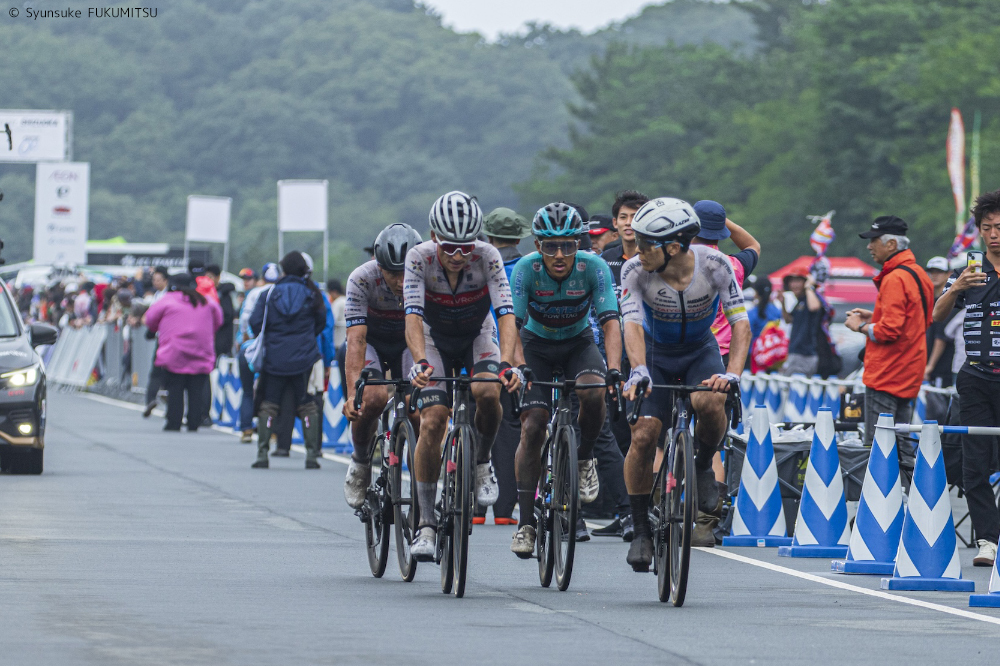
[278,180,328,232]
[186,195,231,243]
[33,162,89,265]
[0,110,71,163]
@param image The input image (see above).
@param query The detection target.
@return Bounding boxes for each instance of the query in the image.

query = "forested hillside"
[520,0,1000,269]
[0,0,752,275]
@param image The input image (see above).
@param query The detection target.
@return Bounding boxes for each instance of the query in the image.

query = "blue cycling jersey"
[510,251,619,341]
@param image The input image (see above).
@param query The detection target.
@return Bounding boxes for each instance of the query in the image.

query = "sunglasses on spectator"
[539,239,579,257]
[438,241,476,256]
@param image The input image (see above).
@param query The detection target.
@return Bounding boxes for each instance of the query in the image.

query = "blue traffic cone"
[832,413,904,574]
[779,408,849,557]
[785,374,808,422]
[970,551,1000,606]
[723,405,792,547]
[881,421,973,591]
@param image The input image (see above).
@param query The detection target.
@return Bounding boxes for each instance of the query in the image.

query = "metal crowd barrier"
[46,325,108,387]
[738,371,955,430]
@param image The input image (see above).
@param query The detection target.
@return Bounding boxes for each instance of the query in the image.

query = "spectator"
[747,277,782,352]
[189,260,218,302]
[206,264,236,358]
[845,215,933,478]
[141,266,171,417]
[780,266,822,375]
[144,273,223,432]
[602,190,650,286]
[326,279,346,349]
[924,256,957,387]
[236,263,279,443]
[249,252,327,469]
[238,268,257,294]
[587,215,618,254]
[484,207,530,271]
[933,189,1000,567]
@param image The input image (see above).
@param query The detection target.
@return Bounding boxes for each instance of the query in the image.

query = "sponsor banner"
[186,195,231,244]
[0,110,71,162]
[277,180,328,232]
[33,162,88,264]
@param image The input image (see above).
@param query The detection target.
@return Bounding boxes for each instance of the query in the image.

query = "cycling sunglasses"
[539,239,580,257]
[438,241,476,256]
[636,235,667,252]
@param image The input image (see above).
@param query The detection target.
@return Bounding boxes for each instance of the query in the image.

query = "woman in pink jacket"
[145,273,222,431]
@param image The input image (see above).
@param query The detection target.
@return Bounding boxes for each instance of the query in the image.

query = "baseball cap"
[859,215,908,239]
[238,268,257,280]
[588,214,615,235]
[925,256,949,272]
[693,200,729,240]
[483,207,531,240]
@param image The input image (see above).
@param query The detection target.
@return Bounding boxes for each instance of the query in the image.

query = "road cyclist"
[507,202,624,565]
[403,191,524,565]
[618,197,751,574]
[342,222,425,509]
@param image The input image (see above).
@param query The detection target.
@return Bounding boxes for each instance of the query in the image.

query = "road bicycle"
[629,379,740,605]
[353,370,420,581]
[412,374,513,598]
[524,370,622,591]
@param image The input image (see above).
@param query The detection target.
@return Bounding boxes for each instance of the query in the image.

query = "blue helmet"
[532,202,585,238]
[261,262,280,283]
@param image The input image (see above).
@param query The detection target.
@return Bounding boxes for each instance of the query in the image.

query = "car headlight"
[2,365,39,387]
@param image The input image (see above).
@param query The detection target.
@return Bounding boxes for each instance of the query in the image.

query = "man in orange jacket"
[845,216,933,476]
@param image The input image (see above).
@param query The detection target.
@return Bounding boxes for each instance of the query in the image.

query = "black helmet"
[374,223,423,271]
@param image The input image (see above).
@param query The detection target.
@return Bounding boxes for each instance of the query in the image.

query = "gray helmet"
[374,223,423,271]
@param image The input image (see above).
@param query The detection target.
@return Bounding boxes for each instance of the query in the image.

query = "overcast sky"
[423,0,661,40]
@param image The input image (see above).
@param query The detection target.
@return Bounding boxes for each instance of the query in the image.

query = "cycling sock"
[628,494,650,536]
[416,481,438,528]
[578,432,597,461]
[695,438,718,471]
[517,489,537,528]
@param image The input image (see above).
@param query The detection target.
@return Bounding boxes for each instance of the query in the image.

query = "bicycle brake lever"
[627,377,649,426]
[408,386,421,415]
[353,369,372,411]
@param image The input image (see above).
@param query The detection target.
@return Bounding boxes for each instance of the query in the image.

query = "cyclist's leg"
[469,322,502,465]
[349,344,390,462]
[514,331,555,529]
[413,336,451,531]
[566,334,607,461]
[684,337,727,514]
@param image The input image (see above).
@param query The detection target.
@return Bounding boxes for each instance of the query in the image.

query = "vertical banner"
[969,110,981,212]
[33,162,89,265]
[946,108,966,235]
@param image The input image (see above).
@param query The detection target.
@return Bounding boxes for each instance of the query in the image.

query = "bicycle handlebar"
[353,369,422,415]
[627,380,725,426]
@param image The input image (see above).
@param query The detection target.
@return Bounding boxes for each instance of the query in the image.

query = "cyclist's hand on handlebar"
[703,372,740,393]
[605,368,622,394]
[498,362,524,393]
[343,397,361,422]
[623,365,651,401]
[408,359,434,389]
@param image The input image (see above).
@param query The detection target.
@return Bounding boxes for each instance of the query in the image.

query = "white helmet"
[428,191,483,242]
[631,197,701,247]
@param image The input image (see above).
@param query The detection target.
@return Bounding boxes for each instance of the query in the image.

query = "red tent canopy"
[769,256,879,306]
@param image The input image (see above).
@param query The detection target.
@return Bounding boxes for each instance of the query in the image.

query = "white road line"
[698,547,1000,627]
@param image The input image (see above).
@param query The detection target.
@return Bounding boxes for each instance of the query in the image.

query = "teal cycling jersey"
[510,251,619,341]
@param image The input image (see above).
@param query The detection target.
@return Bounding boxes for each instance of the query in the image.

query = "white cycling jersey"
[620,244,747,347]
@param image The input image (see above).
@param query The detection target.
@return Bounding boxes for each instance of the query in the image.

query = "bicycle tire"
[537,439,554,588]
[664,429,695,606]
[364,433,391,578]
[452,425,475,598]
[440,431,456,595]
[552,425,578,592]
[392,419,418,582]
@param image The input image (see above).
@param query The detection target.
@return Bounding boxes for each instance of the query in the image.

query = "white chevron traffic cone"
[779,408,850,557]
[832,413,904,574]
[881,421,973,591]
[723,405,792,547]
[970,552,1000,606]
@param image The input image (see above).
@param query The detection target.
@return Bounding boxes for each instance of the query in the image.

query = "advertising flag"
[947,108,966,234]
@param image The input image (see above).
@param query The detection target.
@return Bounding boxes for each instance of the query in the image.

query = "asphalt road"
[3,391,1000,665]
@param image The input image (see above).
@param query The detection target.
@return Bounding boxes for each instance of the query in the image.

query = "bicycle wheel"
[451,425,475,598]
[662,429,695,606]
[440,431,456,595]
[551,425,578,592]
[364,434,391,578]
[537,440,554,588]
[392,419,418,582]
